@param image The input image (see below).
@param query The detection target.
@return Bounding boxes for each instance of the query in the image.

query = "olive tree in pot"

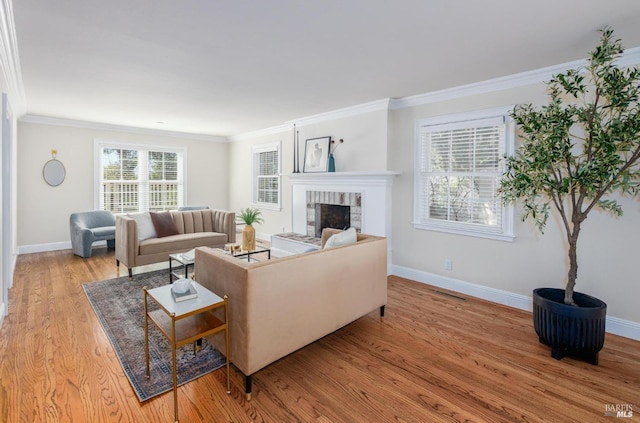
[498,28,640,365]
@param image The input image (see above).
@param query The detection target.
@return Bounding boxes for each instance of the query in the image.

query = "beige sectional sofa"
[116,209,235,278]
[194,229,387,398]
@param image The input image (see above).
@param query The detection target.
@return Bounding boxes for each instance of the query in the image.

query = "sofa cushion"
[139,232,228,255]
[324,227,357,249]
[150,211,179,237]
[127,212,157,241]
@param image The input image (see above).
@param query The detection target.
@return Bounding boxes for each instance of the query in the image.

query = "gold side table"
[143,281,230,423]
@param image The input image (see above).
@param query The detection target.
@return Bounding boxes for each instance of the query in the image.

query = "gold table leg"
[224,295,231,394]
[171,312,178,423]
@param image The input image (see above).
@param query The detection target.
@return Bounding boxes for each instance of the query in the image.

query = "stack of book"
[180,248,196,261]
[171,278,198,302]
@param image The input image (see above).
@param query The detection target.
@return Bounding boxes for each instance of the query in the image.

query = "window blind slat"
[252,143,280,207]
[420,116,506,229]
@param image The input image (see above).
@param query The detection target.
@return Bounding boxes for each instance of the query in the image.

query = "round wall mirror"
[43,159,66,186]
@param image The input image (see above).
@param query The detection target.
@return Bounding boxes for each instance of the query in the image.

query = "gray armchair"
[70,211,116,258]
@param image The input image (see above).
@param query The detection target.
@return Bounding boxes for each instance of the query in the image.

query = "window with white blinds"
[414,108,514,241]
[95,141,185,213]
[252,142,281,209]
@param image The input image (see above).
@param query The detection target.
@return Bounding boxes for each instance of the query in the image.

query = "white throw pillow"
[323,227,357,249]
[128,212,157,241]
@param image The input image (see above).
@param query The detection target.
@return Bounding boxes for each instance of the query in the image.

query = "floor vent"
[432,290,467,301]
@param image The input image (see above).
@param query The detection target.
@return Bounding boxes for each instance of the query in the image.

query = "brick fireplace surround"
[306,191,362,236]
[289,171,399,239]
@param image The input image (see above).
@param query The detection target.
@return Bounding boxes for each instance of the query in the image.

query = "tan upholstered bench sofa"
[116,209,235,278]
[194,229,387,398]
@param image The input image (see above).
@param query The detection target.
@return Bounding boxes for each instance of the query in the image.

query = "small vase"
[242,224,256,251]
[328,153,336,172]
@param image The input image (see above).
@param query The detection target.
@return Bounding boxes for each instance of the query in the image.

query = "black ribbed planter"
[532,288,607,365]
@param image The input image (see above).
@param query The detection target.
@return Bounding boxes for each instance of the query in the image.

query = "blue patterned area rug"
[83,269,226,402]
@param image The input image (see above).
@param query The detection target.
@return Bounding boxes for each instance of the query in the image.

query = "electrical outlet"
[445,259,453,271]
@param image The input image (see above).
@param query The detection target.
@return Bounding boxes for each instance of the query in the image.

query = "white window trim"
[413,106,515,242]
[94,139,187,212]
[251,141,281,211]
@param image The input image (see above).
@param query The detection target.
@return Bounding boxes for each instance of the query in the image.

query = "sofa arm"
[195,247,249,372]
[115,215,138,268]
[211,210,236,243]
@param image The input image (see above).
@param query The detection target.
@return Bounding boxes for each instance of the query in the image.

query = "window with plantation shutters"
[252,142,281,209]
[95,141,185,213]
[414,108,515,241]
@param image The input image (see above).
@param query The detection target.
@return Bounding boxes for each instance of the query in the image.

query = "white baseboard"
[390,264,640,341]
[256,231,271,242]
[18,240,116,255]
[18,241,73,254]
[0,302,5,324]
[606,316,640,341]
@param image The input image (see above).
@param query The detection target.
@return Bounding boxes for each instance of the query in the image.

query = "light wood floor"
[1,247,638,422]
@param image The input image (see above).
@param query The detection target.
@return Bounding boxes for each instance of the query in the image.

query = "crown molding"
[615,45,640,68]
[286,98,391,127]
[234,45,640,140]
[0,0,26,116]
[390,46,640,110]
[230,99,391,141]
[19,114,229,142]
[228,123,292,142]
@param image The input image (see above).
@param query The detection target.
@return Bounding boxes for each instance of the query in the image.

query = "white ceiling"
[12,0,640,138]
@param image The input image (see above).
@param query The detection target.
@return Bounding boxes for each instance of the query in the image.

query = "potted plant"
[498,27,640,364]
[238,207,264,251]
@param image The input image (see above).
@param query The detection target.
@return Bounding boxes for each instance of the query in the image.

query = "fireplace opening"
[314,204,350,237]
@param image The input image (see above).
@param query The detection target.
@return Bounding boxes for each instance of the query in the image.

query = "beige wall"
[228,109,389,237]
[294,109,389,172]
[388,84,640,324]
[17,122,229,248]
[228,129,292,236]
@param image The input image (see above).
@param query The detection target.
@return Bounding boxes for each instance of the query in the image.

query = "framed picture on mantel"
[303,136,330,173]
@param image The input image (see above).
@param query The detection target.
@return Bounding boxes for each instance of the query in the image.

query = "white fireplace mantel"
[288,171,400,238]
[288,171,400,184]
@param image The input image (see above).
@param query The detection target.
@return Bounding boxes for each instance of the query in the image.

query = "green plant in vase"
[238,207,264,251]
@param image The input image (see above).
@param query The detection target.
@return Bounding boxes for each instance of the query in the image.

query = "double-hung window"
[95,141,185,213]
[252,142,281,209]
[414,107,514,241]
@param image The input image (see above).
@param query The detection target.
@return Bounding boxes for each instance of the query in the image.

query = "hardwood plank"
[0,248,638,422]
